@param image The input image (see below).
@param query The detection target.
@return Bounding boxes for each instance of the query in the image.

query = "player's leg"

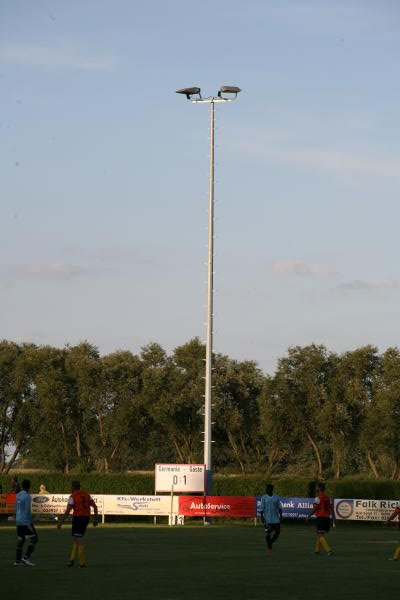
[270,524,281,546]
[75,517,89,567]
[21,524,38,565]
[15,527,26,565]
[67,517,79,566]
[390,546,400,561]
[315,534,321,554]
[265,524,273,550]
[77,537,87,567]
[317,518,332,554]
[390,529,400,561]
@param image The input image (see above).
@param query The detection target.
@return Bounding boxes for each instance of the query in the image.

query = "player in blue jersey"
[14,479,38,566]
[260,484,283,552]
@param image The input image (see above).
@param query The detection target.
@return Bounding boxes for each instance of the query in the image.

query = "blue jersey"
[260,494,281,524]
[16,490,32,526]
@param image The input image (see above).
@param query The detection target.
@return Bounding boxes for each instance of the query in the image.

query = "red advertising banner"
[179,496,256,517]
[0,493,16,514]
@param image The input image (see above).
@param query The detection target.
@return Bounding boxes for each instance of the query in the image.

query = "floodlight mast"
[176,86,241,496]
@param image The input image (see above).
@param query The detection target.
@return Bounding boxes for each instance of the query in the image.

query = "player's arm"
[277,497,283,522]
[57,504,72,529]
[90,497,99,526]
[306,498,318,523]
[330,500,336,527]
[385,507,400,525]
[305,507,316,522]
[259,498,265,525]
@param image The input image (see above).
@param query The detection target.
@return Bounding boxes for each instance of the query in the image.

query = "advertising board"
[334,498,400,521]
[103,495,175,516]
[179,495,256,517]
[31,493,104,515]
[256,497,316,519]
[155,464,206,493]
[0,493,16,514]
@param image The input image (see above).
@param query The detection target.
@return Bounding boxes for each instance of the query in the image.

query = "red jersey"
[313,492,332,518]
[67,490,95,516]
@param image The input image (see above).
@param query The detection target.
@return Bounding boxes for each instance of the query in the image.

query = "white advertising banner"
[155,464,206,492]
[31,493,104,515]
[335,498,399,521]
[103,495,176,516]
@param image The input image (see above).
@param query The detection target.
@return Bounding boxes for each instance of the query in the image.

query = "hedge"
[1,473,400,499]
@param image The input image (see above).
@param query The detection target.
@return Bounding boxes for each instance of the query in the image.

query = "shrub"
[1,473,399,499]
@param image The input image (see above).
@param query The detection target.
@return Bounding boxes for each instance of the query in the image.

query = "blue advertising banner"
[256,497,315,519]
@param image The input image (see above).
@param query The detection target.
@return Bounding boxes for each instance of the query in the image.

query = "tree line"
[0,338,399,478]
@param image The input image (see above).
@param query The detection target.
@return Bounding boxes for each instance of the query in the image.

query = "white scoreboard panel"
[155,464,206,493]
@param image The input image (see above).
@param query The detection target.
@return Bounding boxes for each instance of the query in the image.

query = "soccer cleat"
[13,561,25,566]
[79,564,86,568]
[327,551,333,557]
[388,557,398,561]
[66,560,74,567]
[21,558,35,566]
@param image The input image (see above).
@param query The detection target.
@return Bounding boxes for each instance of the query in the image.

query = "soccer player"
[14,479,38,566]
[385,502,400,561]
[57,480,98,568]
[260,483,283,552]
[306,482,335,556]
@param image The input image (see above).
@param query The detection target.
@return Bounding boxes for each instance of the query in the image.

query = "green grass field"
[1,522,399,599]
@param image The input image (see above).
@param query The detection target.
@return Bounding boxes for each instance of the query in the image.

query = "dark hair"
[22,479,31,491]
[316,481,325,491]
[71,480,80,490]
[266,483,274,494]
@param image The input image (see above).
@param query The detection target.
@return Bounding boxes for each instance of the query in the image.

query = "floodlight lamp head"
[176,87,202,100]
[218,85,241,99]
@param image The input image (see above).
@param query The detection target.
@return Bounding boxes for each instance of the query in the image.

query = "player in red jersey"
[57,481,98,567]
[306,482,335,556]
[385,503,400,561]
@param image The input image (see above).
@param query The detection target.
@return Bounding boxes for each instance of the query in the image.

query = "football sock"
[393,546,400,560]
[78,545,86,566]
[70,542,77,562]
[16,536,24,562]
[266,532,272,550]
[315,538,321,553]
[320,536,331,553]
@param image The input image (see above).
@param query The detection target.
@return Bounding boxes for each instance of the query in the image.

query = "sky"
[1,0,400,374]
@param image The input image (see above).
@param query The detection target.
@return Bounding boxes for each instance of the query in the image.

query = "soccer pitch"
[1,523,399,599]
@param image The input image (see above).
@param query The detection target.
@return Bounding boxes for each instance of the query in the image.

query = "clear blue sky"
[1,0,400,373]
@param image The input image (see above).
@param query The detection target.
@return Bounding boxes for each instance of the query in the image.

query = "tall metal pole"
[204,99,214,495]
[176,85,241,499]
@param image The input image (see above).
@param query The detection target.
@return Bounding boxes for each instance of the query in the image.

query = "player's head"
[266,483,274,496]
[22,479,31,491]
[316,481,325,493]
[71,480,81,491]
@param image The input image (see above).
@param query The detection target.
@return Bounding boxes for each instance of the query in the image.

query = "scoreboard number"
[155,464,206,493]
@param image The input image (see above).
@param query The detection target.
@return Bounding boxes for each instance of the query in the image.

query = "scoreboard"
[155,464,206,493]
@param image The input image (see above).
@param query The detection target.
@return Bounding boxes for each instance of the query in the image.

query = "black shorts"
[17,524,38,540]
[72,516,90,537]
[316,517,330,533]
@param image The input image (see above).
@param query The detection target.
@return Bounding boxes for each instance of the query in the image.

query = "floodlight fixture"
[218,85,241,99]
[176,87,201,100]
